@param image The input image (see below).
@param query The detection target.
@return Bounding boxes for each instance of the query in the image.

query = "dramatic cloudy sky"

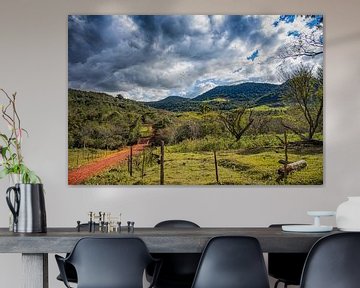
[68,15,323,101]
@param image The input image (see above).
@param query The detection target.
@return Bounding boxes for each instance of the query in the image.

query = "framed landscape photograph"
[68,15,323,185]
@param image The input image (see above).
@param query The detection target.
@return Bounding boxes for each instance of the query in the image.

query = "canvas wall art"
[68,15,323,185]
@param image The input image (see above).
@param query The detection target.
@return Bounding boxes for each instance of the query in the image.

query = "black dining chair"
[191,236,270,288]
[147,220,201,288]
[300,232,360,288]
[268,224,308,288]
[56,223,99,284]
[55,237,161,288]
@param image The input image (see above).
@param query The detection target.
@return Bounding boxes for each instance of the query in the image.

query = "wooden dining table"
[0,226,339,288]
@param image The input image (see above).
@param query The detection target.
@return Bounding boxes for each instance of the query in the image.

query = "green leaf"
[0,133,8,142]
[0,168,9,179]
[0,146,8,158]
[18,164,41,184]
[28,171,41,184]
[21,128,29,137]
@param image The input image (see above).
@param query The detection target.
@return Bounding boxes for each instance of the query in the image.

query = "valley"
[68,79,323,185]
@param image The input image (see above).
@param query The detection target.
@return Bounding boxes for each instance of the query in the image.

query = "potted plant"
[0,89,40,183]
[0,88,46,233]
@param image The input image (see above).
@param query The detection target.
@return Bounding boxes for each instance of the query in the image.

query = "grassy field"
[83,146,323,185]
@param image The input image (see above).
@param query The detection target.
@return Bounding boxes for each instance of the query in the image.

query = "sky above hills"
[68,15,323,101]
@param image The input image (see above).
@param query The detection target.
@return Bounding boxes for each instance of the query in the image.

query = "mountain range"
[144,82,285,112]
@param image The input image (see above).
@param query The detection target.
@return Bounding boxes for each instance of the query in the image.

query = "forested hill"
[68,89,162,149]
[68,89,153,114]
[144,96,202,112]
[194,82,282,102]
[144,82,285,112]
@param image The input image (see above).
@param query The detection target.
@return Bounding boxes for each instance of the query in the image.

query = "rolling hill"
[144,82,285,112]
[194,82,282,102]
[68,89,162,149]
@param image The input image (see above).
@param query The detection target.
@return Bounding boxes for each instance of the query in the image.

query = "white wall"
[0,0,360,287]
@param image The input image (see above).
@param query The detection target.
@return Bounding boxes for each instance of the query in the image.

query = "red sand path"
[68,143,148,185]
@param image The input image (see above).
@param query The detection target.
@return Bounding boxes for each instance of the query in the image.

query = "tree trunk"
[278,160,307,175]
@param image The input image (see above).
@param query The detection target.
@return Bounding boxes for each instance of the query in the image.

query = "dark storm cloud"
[223,16,261,40]
[68,15,116,64]
[69,15,241,93]
[68,15,322,100]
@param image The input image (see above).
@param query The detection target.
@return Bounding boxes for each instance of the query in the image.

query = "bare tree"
[279,31,323,59]
[219,106,254,141]
[281,65,323,141]
[278,16,323,59]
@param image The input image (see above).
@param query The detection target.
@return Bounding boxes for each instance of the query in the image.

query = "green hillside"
[144,82,285,112]
[68,89,162,149]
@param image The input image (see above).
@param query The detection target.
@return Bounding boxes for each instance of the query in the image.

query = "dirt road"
[68,143,148,185]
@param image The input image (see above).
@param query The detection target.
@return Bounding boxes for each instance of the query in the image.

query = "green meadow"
[82,136,323,185]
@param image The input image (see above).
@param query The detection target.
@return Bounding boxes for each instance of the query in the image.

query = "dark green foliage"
[144,96,202,112]
[194,82,284,104]
[143,82,286,112]
[68,89,161,149]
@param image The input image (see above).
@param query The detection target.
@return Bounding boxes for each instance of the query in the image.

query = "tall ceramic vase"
[6,183,47,233]
[7,174,22,231]
[336,197,360,231]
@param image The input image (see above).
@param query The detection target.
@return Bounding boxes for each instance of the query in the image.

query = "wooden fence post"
[160,141,165,185]
[213,150,219,184]
[141,151,146,179]
[129,145,133,177]
[283,130,288,183]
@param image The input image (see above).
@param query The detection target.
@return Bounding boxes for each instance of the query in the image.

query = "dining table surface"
[0,226,340,253]
[0,226,341,288]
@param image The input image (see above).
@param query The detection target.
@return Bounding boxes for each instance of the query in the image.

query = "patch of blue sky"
[247,50,259,61]
[273,20,280,27]
[273,15,296,27]
[280,15,296,23]
[306,15,323,29]
[287,30,301,37]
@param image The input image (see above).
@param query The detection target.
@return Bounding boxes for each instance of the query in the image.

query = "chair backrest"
[300,232,360,288]
[155,220,200,228]
[268,224,308,285]
[151,220,201,286]
[191,236,270,288]
[67,237,154,288]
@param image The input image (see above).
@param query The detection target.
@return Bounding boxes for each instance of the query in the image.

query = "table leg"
[22,253,48,288]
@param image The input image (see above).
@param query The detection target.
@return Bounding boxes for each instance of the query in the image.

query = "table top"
[0,227,340,254]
